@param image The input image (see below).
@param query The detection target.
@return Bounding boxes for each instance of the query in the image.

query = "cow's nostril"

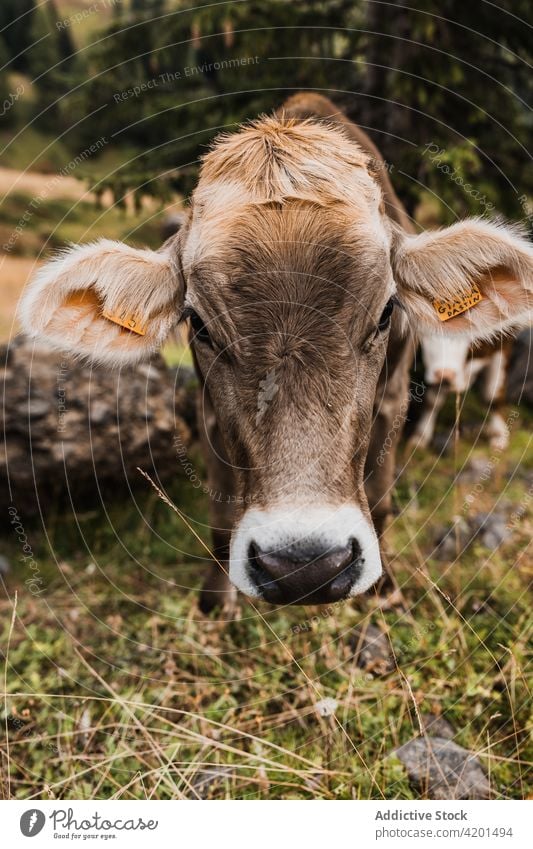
[328,538,361,598]
[247,537,363,605]
[247,541,285,603]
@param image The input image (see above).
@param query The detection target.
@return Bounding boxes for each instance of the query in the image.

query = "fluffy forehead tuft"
[199,114,373,205]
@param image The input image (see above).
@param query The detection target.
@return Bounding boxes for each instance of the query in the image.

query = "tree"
[358,0,533,222]
[66,0,363,197]
[0,0,35,73]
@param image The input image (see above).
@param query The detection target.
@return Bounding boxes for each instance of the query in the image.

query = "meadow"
[1,385,531,799]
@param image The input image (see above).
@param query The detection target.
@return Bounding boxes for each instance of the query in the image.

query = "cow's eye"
[188,310,211,345]
[377,298,395,332]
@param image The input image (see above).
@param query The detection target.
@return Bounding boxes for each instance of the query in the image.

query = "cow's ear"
[19,238,184,365]
[392,219,533,340]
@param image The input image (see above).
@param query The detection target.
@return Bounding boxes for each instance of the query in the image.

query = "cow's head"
[20,116,533,604]
[419,333,473,391]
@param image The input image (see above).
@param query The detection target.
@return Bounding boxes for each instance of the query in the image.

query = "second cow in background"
[411,333,514,451]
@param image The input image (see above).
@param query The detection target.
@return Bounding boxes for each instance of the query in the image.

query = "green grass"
[1,401,531,800]
[0,128,70,174]
[0,191,163,257]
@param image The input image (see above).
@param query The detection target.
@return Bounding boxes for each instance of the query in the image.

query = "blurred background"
[0,0,532,801]
[1,0,532,327]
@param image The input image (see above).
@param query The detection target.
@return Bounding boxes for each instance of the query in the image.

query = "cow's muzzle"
[229,504,382,606]
[247,538,362,604]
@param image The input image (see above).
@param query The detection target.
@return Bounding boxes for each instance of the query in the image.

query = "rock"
[350,624,393,673]
[0,336,198,521]
[394,736,490,799]
[507,328,533,407]
[0,555,10,575]
[457,456,493,484]
[420,714,455,740]
[434,510,511,559]
[433,516,472,560]
[188,766,232,799]
[469,512,511,550]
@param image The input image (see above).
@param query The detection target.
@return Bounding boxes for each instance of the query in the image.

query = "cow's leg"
[481,349,510,451]
[194,378,237,614]
[408,383,449,449]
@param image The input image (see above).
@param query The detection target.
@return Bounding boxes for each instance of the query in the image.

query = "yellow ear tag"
[433,283,483,322]
[102,309,147,336]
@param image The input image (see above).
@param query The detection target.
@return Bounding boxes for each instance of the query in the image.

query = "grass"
[0,128,71,175]
[1,393,531,800]
[0,191,163,258]
[0,156,530,799]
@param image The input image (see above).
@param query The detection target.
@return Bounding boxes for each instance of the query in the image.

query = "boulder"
[0,336,197,522]
[394,736,490,799]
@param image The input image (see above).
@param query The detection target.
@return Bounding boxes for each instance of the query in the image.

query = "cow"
[411,333,514,451]
[19,93,533,612]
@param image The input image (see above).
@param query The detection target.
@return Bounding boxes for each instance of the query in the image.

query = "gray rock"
[469,512,511,550]
[434,510,511,559]
[188,766,232,799]
[420,714,455,740]
[0,555,10,575]
[457,456,493,484]
[0,336,196,520]
[433,516,472,560]
[394,736,490,799]
[350,624,393,673]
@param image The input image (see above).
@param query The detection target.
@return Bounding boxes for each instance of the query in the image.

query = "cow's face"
[182,200,393,602]
[20,116,533,605]
[420,334,473,391]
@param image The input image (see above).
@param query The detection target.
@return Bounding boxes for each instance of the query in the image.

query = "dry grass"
[1,396,531,800]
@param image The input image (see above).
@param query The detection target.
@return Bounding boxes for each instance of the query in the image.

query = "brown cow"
[19,94,533,610]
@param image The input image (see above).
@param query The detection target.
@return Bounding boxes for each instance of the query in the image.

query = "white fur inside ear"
[19,239,183,366]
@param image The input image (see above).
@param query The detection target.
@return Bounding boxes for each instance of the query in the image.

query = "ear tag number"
[102,309,147,336]
[433,283,483,322]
